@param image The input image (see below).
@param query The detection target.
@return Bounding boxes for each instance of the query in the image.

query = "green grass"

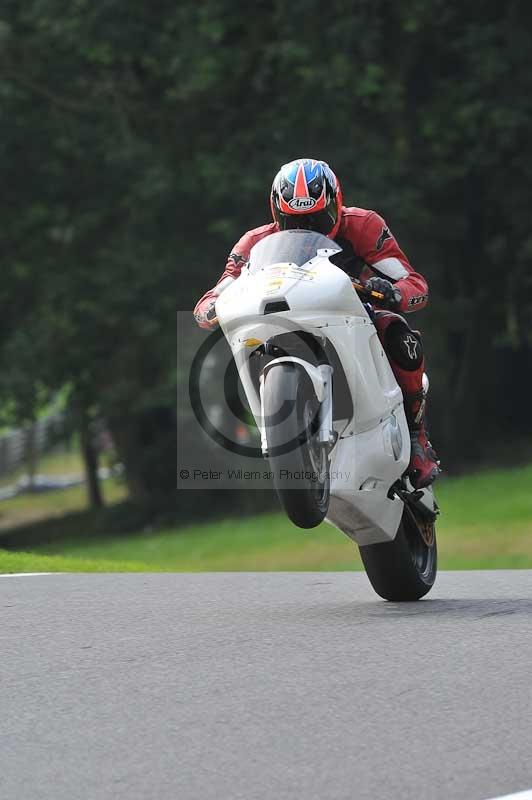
[0,477,127,531]
[434,464,532,569]
[0,463,531,573]
[0,549,157,574]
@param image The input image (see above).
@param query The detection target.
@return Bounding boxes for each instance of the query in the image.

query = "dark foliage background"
[1,0,531,515]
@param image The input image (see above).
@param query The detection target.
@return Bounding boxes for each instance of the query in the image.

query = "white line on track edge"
[485,790,532,800]
[0,572,57,577]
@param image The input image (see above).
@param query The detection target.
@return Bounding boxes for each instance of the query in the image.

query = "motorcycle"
[215,229,439,600]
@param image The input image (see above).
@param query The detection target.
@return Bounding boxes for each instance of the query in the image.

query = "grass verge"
[0,549,157,574]
[0,464,531,572]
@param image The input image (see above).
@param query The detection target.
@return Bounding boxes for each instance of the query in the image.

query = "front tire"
[359,504,437,600]
[263,364,330,528]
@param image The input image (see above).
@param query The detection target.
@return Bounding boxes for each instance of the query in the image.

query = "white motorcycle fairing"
[215,230,433,546]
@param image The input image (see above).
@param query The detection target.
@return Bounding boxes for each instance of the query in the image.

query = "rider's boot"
[403,388,440,490]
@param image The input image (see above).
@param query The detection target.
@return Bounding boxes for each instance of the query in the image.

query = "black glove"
[364,277,402,309]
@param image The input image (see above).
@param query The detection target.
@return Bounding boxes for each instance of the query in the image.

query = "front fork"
[317,365,334,446]
[258,362,335,457]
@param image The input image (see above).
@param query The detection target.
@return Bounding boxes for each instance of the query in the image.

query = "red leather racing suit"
[194,207,428,323]
[194,206,438,488]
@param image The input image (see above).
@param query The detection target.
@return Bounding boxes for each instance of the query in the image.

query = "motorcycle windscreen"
[248,230,342,274]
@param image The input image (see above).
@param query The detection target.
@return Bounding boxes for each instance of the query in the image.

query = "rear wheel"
[359,503,437,600]
[263,364,330,528]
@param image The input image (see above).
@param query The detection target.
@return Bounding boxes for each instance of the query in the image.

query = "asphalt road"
[1,571,531,800]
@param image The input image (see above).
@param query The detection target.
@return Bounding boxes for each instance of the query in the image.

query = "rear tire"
[263,364,330,528]
[359,504,437,600]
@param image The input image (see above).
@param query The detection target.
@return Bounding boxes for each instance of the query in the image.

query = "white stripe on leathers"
[371,256,409,281]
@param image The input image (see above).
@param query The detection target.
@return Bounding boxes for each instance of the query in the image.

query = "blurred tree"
[0,0,531,515]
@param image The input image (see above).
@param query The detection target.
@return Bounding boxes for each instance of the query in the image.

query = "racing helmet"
[270,158,343,238]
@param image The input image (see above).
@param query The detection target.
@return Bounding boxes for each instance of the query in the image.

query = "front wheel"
[359,503,437,600]
[263,363,330,528]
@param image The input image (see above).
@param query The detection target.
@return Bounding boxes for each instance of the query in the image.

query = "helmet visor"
[275,207,337,236]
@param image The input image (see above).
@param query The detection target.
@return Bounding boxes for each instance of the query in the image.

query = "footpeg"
[388,481,439,522]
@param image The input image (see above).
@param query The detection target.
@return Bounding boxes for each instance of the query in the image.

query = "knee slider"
[384,322,423,371]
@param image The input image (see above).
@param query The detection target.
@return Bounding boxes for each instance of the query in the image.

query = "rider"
[194,158,439,489]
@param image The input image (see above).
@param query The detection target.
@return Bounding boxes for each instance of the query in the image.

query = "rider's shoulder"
[340,206,379,224]
[339,207,386,239]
